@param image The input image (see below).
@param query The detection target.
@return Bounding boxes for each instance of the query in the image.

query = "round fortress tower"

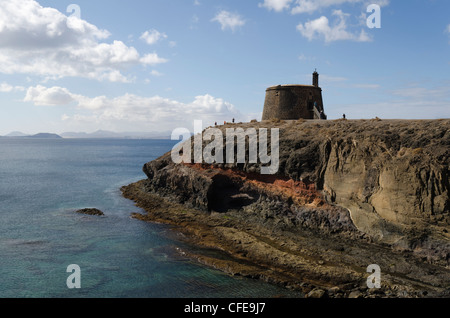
[262,71,327,121]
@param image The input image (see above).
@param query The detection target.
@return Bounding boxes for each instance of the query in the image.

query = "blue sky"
[0,0,449,135]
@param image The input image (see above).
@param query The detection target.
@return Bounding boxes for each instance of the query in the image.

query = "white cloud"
[0,0,167,82]
[353,83,380,89]
[298,54,316,61]
[150,70,164,77]
[24,85,242,131]
[291,0,358,14]
[211,11,246,32]
[0,82,25,93]
[140,29,168,45]
[190,14,200,30]
[333,82,450,120]
[258,0,293,12]
[291,0,389,14]
[140,53,169,65]
[24,85,76,106]
[390,85,450,101]
[296,10,372,42]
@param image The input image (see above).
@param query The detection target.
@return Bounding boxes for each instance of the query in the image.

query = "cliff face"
[145,119,449,244]
[125,119,450,297]
[316,121,448,243]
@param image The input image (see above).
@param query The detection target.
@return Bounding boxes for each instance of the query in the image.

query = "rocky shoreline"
[122,119,450,298]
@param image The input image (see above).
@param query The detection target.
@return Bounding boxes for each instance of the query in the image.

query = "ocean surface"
[0,138,300,298]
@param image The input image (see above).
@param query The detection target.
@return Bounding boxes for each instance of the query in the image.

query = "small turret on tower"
[313,69,319,87]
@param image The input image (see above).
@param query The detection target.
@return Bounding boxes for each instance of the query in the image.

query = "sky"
[0,0,449,135]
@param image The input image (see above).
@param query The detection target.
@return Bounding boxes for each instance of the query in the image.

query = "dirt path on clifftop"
[122,180,450,298]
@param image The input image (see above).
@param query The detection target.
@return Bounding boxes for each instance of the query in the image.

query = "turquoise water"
[0,138,300,298]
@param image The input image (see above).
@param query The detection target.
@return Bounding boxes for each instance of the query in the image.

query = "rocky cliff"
[122,119,449,298]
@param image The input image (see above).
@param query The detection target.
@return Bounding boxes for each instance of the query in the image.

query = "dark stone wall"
[262,85,324,121]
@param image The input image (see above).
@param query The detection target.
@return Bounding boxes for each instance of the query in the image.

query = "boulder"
[307,288,327,298]
[76,208,105,216]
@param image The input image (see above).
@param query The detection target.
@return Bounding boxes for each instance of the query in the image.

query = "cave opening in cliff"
[207,174,258,213]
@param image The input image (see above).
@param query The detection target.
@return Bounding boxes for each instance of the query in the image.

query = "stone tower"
[262,71,326,121]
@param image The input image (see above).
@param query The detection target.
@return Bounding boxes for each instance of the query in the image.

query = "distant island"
[29,133,63,139]
[1,132,62,139]
[5,131,29,137]
[1,130,171,140]
[60,130,172,139]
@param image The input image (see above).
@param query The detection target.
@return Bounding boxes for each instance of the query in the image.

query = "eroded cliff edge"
[122,119,449,298]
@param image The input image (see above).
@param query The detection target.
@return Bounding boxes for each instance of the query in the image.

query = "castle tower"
[262,71,327,121]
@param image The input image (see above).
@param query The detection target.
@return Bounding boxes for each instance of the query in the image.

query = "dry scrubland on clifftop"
[123,119,449,298]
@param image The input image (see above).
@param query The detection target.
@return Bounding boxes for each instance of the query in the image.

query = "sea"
[0,138,301,298]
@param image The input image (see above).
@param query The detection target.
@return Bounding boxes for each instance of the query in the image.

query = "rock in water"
[76,208,105,216]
